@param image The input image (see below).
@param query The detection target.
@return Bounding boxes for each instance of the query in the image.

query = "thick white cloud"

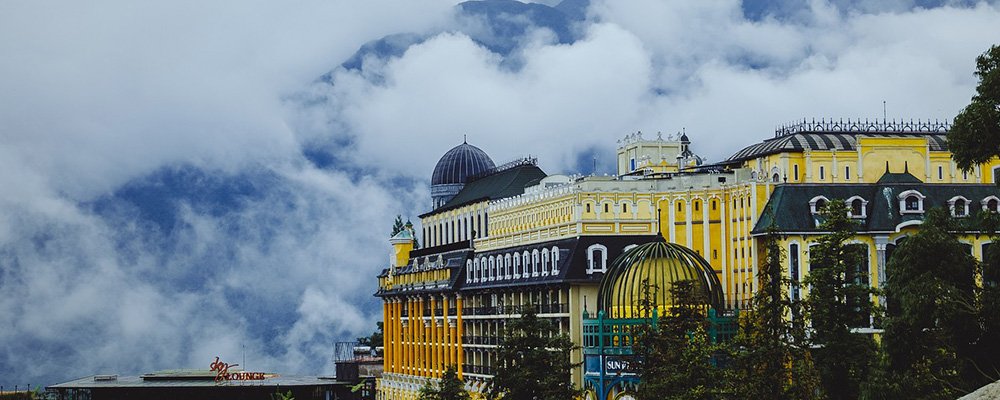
[2,0,1000,387]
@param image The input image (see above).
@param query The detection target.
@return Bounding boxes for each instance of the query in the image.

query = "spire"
[463,134,467,144]
[904,161,909,173]
[885,161,890,174]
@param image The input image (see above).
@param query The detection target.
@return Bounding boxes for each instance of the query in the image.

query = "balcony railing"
[460,303,569,316]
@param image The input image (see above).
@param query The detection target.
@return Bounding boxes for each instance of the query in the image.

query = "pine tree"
[803,200,878,400]
[391,215,405,237]
[730,226,821,399]
[634,279,731,400]
[418,365,470,400]
[486,306,581,400]
[878,209,980,398]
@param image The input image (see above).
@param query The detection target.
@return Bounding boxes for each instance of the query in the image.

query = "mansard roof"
[725,119,950,164]
[753,179,1000,234]
[420,162,546,217]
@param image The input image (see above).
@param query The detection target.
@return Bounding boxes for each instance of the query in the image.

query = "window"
[984,196,1000,213]
[541,249,550,276]
[963,170,969,180]
[522,252,530,279]
[466,260,473,283]
[712,249,717,259]
[513,254,520,279]
[504,254,512,279]
[846,243,871,328]
[793,164,799,181]
[847,196,868,219]
[789,243,800,302]
[532,250,540,276]
[622,203,628,213]
[586,244,608,274]
[586,203,591,213]
[694,201,700,212]
[899,190,925,214]
[604,203,609,213]
[677,202,683,212]
[819,166,825,180]
[551,246,560,275]
[488,256,495,281]
[711,200,717,210]
[473,258,481,282]
[809,196,829,215]
[949,196,970,217]
[845,165,850,180]
[939,166,944,180]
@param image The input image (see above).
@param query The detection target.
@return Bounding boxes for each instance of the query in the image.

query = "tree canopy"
[948,44,1000,171]
[486,306,580,400]
[418,365,470,400]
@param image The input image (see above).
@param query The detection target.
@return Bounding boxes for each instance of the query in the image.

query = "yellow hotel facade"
[375,119,1000,399]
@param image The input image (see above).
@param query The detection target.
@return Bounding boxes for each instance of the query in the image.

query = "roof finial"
[885,161,890,174]
[463,134,467,144]
[904,161,909,173]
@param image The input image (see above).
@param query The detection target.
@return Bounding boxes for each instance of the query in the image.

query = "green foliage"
[948,44,1000,171]
[486,306,581,400]
[271,389,295,400]
[877,208,979,399]
[357,321,384,348]
[730,226,821,400]
[391,215,405,237]
[634,279,731,400]
[803,200,878,400]
[418,366,470,400]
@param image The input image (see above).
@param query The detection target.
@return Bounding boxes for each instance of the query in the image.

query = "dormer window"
[949,196,970,218]
[846,196,868,219]
[809,196,829,215]
[898,190,926,214]
[983,196,1000,213]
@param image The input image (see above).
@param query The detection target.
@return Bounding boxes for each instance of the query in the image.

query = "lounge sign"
[210,357,267,382]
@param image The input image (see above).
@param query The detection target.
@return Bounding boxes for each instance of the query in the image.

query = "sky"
[1,0,999,386]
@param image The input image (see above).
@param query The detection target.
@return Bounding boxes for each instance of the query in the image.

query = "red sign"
[210,357,267,383]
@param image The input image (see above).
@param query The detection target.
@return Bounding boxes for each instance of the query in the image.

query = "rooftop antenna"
[463,134,467,144]
[242,343,246,371]
[883,100,887,122]
[593,154,598,176]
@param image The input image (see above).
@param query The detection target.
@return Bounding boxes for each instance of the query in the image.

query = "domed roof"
[431,142,496,186]
[597,238,723,319]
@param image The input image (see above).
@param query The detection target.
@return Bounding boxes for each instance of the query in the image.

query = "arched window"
[466,260,473,283]
[846,196,868,219]
[585,203,591,213]
[694,200,700,212]
[983,196,1000,213]
[603,203,609,213]
[532,249,540,277]
[587,244,608,274]
[809,196,829,215]
[949,196,970,218]
[772,173,780,182]
[551,246,560,275]
[522,252,530,279]
[504,253,512,279]
[488,256,495,281]
[473,258,481,282]
[677,201,683,212]
[513,254,520,279]
[789,243,800,302]
[898,190,925,214]
[541,249,550,276]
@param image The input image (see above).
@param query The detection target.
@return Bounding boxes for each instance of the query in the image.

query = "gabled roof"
[420,164,546,217]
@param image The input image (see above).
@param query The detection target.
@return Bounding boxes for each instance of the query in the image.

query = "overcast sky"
[1,0,999,386]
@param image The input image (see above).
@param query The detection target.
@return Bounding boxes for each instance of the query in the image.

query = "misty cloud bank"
[1,0,999,386]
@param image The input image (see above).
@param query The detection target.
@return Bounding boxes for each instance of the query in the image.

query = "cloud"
[2,0,1000,387]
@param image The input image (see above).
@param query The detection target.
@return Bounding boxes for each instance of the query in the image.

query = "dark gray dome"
[431,143,496,185]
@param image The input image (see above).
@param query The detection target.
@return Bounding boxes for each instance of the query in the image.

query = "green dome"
[597,238,723,319]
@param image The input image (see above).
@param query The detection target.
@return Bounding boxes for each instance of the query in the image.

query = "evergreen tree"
[486,306,580,400]
[356,322,383,348]
[948,44,1000,171]
[803,200,878,400]
[878,209,981,398]
[730,227,821,400]
[634,279,730,400]
[391,215,405,237]
[418,365,470,400]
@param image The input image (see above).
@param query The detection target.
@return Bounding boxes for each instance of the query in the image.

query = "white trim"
[895,220,923,231]
[948,195,970,218]
[586,244,608,274]
[898,190,925,214]
[551,246,560,275]
[982,196,1000,213]
[809,195,829,215]
[846,195,868,219]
